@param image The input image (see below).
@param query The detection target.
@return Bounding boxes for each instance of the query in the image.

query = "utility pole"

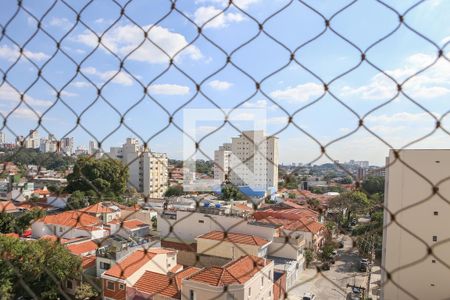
[366,237,375,299]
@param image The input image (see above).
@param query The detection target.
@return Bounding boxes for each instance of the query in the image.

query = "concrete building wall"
[158,211,276,244]
[382,149,450,300]
[196,238,267,259]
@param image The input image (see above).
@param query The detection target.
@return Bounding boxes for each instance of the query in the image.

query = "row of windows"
[106,280,125,291]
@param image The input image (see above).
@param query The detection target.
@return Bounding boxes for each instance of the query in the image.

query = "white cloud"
[0,83,52,107]
[208,80,233,90]
[270,83,324,103]
[194,6,244,28]
[0,45,49,62]
[341,52,450,100]
[76,24,202,64]
[148,84,190,95]
[52,90,78,97]
[48,17,73,30]
[7,107,39,120]
[195,0,259,9]
[242,99,276,110]
[365,112,439,124]
[71,81,91,88]
[95,18,105,24]
[81,67,134,86]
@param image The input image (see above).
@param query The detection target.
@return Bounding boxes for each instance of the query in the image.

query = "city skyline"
[1,0,450,166]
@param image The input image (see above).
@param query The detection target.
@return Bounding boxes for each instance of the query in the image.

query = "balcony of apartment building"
[96,236,152,260]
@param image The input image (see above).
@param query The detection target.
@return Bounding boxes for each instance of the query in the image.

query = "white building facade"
[109,138,168,198]
[214,131,278,194]
[382,149,450,300]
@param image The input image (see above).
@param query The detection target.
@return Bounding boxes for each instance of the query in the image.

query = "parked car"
[303,292,316,300]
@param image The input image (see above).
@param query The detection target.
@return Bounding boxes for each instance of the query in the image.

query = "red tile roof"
[37,211,102,230]
[233,203,254,212]
[2,233,19,238]
[104,248,176,279]
[0,201,18,213]
[133,267,200,298]
[40,235,71,244]
[161,240,197,252]
[258,216,324,234]
[81,255,96,269]
[109,219,149,230]
[253,206,319,223]
[186,256,270,286]
[80,203,116,214]
[197,231,269,246]
[66,240,99,255]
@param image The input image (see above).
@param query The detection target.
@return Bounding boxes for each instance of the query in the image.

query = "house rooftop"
[197,231,269,246]
[186,255,270,286]
[66,240,99,256]
[133,267,200,298]
[104,248,176,280]
[37,210,102,230]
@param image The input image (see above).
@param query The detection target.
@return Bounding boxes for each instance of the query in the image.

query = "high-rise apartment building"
[39,134,57,153]
[88,140,97,155]
[0,131,6,145]
[382,149,450,299]
[108,138,168,198]
[213,143,231,182]
[60,137,74,155]
[214,131,278,194]
[25,130,40,149]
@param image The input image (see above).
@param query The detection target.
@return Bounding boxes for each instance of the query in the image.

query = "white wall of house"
[158,211,275,243]
[31,221,108,239]
[196,238,270,259]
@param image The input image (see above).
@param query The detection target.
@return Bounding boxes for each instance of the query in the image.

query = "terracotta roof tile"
[258,216,324,234]
[38,211,102,230]
[186,256,270,286]
[133,267,200,298]
[197,231,269,246]
[109,219,149,230]
[0,201,18,213]
[66,240,99,255]
[81,255,96,269]
[104,248,175,279]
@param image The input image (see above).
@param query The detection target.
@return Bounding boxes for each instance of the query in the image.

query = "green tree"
[307,198,321,211]
[328,191,369,224]
[164,185,184,197]
[151,216,157,229]
[67,191,88,210]
[221,184,244,201]
[304,248,314,268]
[0,236,81,299]
[362,176,385,195]
[74,283,98,300]
[66,157,129,196]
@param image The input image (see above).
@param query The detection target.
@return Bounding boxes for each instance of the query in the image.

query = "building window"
[434,211,438,215]
[107,281,115,291]
[261,276,264,286]
[433,236,438,242]
[248,287,251,296]
[66,280,73,289]
[119,283,125,290]
[198,220,204,223]
[100,262,111,269]
[190,290,195,300]
[432,259,436,263]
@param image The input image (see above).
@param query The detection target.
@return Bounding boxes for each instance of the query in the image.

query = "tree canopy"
[66,157,129,196]
[221,184,245,201]
[362,176,385,195]
[164,185,184,197]
[0,236,81,299]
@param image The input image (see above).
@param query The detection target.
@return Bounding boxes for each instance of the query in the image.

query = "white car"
[303,292,316,300]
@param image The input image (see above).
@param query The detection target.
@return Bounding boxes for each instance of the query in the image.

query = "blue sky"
[1,0,450,165]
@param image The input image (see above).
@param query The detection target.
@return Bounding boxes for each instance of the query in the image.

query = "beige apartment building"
[382,149,450,300]
[108,138,168,198]
[214,131,278,194]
